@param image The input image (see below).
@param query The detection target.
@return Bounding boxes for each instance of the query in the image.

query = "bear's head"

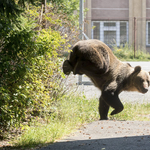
[132,66,150,94]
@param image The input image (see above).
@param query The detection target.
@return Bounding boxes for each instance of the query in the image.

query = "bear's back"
[73,39,118,66]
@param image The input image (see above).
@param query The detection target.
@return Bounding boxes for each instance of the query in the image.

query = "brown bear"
[63,39,150,120]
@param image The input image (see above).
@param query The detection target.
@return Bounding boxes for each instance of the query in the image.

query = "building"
[84,0,150,53]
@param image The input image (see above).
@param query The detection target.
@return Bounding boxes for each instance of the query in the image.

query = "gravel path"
[39,120,150,150]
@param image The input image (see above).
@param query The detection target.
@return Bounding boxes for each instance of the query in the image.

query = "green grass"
[13,94,99,148]
[113,43,150,61]
[110,102,150,121]
[12,94,150,149]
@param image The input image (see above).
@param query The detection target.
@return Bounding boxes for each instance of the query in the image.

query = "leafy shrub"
[0,16,36,135]
[0,1,79,139]
[26,28,69,114]
[0,16,70,137]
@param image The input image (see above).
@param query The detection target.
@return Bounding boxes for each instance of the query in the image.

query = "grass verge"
[113,43,150,61]
[110,102,150,121]
[11,95,150,149]
[13,94,99,148]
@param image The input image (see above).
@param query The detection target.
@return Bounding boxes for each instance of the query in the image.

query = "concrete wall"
[91,0,129,20]
[146,0,150,52]
[129,0,146,52]
[85,0,92,38]
[146,0,150,19]
[92,0,128,8]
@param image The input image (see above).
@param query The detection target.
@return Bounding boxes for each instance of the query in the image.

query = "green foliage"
[49,0,79,17]
[0,18,69,134]
[0,0,77,139]
[0,0,22,19]
[0,0,79,140]
[0,0,36,20]
[113,43,150,61]
[27,2,79,51]
[26,28,69,113]
[0,15,36,133]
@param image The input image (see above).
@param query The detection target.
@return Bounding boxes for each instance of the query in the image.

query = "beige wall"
[146,0,150,19]
[92,0,128,8]
[92,10,129,20]
[129,0,146,52]
[146,0,150,7]
[85,0,92,38]
[91,0,129,20]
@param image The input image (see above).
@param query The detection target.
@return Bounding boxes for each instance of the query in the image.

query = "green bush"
[0,16,69,137]
[0,1,79,139]
[26,28,68,114]
[0,16,36,134]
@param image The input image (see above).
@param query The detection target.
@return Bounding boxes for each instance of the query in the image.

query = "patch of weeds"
[13,94,99,148]
[109,102,150,121]
[12,96,150,149]
[113,43,150,61]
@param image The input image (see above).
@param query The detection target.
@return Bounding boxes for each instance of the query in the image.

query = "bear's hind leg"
[102,91,124,116]
[99,96,109,120]
[109,97,124,116]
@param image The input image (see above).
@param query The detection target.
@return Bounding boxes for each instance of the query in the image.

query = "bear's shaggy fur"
[63,39,150,120]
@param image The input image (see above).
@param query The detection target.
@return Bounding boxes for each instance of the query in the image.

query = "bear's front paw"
[63,60,73,75]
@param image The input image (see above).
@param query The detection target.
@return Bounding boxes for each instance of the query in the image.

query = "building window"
[104,22,116,27]
[146,21,150,45]
[104,31,116,45]
[92,21,128,47]
[93,22,100,40]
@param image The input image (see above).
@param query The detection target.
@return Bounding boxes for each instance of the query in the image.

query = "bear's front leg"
[99,96,109,120]
[99,91,124,120]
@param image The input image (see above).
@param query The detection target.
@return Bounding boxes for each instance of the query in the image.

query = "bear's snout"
[142,82,149,93]
[142,87,148,93]
[143,82,149,88]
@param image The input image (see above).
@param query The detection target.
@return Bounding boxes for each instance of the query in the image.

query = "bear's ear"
[134,66,141,73]
[127,63,131,67]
